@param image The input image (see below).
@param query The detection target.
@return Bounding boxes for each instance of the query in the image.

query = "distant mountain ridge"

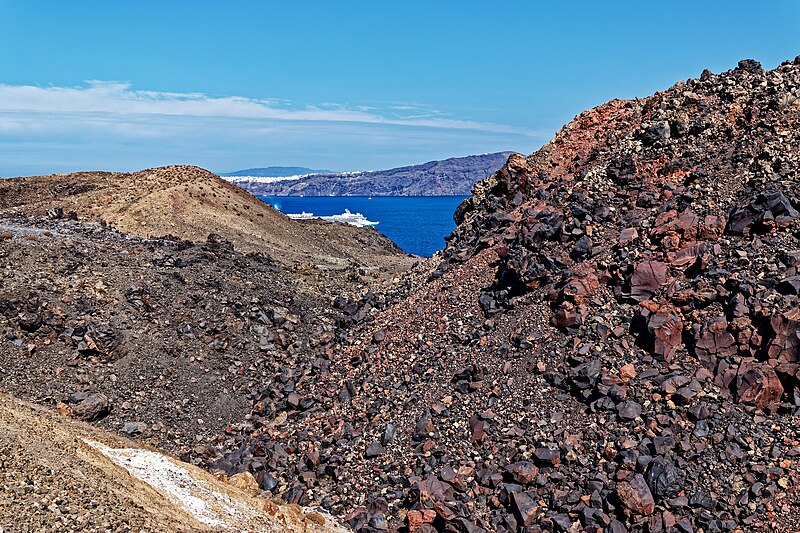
[221,166,333,177]
[223,152,515,196]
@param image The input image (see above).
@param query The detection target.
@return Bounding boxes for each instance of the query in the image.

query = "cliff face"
[210,58,800,533]
[227,153,515,196]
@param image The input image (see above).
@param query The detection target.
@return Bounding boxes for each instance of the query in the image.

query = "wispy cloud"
[0,81,550,177]
[0,81,538,135]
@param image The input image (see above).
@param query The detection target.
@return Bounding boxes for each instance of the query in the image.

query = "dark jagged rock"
[69,393,111,421]
[726,190,798,235]
[617,474,656,516]
[646,457,685,500]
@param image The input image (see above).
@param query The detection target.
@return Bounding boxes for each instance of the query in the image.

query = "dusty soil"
[0,392,345,532]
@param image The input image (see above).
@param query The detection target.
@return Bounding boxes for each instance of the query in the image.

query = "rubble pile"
[210,58,800,532]
[0,215,366,453]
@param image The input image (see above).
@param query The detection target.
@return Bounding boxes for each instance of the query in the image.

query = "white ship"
[286,209,378,227]
[285,211,315,220]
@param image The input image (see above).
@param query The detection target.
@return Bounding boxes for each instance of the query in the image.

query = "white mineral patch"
[83,439,255,530]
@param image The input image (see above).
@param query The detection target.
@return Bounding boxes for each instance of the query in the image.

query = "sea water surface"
[259,196,467,257]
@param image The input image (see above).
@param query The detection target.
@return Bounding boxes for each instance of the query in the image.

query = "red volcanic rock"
[651,209,701,245]
[619,227,639,245]
[695,317,738,369]
[629,261,669,301]
[636,301,684,361]
[561,269,600,303]
[505,461,539,484]
[699,215,727,240]
[407,509,436,532]
[552,307,582,330]
[649,311,683,361]
[617,474,656,515]
[736,362,784,409]
[510,491,539,526]
[668,241,719,269]
[768,308,800,360]
[468,415,487,443]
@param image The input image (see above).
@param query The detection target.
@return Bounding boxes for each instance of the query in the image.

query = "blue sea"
[259,196,467,257]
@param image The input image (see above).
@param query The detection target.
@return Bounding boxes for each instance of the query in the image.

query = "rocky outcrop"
[443,58,800,412]
[203,57,800,533]
[228,153,514,196]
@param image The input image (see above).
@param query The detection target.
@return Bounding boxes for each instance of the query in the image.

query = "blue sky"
[0,1,799,176]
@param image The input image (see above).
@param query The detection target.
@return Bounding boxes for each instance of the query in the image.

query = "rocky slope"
[228,153,514,196]
[0,167,415,530]
[4,56,800,533]
[0,393,345,532]
[0,165,415,269]
[202,58,800,533]
[0,211,412,457]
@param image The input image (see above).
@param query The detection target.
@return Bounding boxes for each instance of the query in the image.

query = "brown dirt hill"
[208,58,800,532]
[0,165,414,269]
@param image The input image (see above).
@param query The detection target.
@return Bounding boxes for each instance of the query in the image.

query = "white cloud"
[0,81,539,135]
[0,81,551,177]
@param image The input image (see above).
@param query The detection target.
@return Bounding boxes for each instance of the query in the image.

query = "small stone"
[413,410,434,441]
[121,422,147,436]
[372,329,386,343]
[505,461,539,484]
[71,394,111,421]
[619,228,639,245]
[620,363,637,382]
[510,491,538,526]
[469,415,487,443]
[617,400,643,420]
[365,441,385,459]
[646,457,684,500]
[533,448,560,467]
[617,473,656,515]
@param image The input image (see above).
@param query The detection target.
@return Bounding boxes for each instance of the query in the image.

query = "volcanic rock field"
[2,57,800,532]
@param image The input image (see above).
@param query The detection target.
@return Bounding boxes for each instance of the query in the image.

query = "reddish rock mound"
[209,58,800,532]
